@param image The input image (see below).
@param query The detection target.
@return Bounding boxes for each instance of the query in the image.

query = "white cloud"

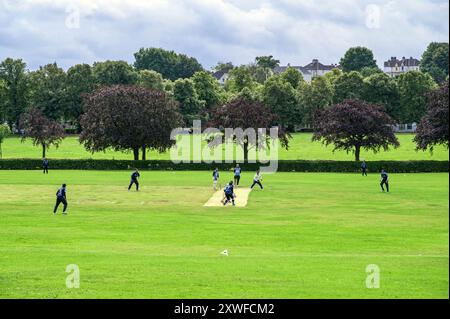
[0,0,448,71]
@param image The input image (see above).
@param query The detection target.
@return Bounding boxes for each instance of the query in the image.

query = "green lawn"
[0,170,448,298]
[2,133,448,161]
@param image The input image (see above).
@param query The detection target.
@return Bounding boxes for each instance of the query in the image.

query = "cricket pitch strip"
[204,188,252,207]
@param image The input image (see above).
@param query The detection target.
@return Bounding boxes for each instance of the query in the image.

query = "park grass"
[0,170,448,298]
[2,133,449,161]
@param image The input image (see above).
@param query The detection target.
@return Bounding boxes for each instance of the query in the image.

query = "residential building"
[212,69,230,86]
[384,56,420,77]
[274,59,339,83]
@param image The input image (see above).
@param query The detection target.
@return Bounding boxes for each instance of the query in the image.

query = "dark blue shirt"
[43,160,49,167]
[56,187,66,198]
[224,185,234,195]
[131,172,140,180]
[381,172,388,180]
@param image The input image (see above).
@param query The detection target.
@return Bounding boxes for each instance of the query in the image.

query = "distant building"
[212,69,230,86]
[274,59,340,83]
[384,56,420,77]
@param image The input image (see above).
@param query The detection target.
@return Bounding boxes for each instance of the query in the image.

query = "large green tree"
[137,70,164,90]
[191,71,223,110]
[420,42,449,84]
[66,64,96,130]
[396,71,436,123]
[340,47,378,72]
[363,73,400,120]
[0,123,11,158]
[262,76,301,130]
[134,48,203,81]
[333,71,364,103]
[173,78,206,126]
[255,55,280,69]
[279,67,305,89]
[254,56,280,82]
[29,63,68,120]
[225,66,256,93]
[93,60,137,86]
[0,58,29,128]
[301,76,334,126]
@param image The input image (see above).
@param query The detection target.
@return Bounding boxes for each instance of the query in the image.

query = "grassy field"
[0,170,448,298]
[2,133,448,161]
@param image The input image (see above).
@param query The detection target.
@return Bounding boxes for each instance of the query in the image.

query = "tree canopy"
[19,107,65,158]
[333,71,364,103]
[0,58,29,127]
[262,76,302,130]
[414,80,449,152]
[173,78,206,126]
[0,123,11,158]
[93,60,138,86]
[29,63,68,120]
[420,42,449,84]
[313,99,399,161]
[134,47,203,81]
[340,47,378,73]
[208,97,290,161]
[396,71,436,123]
[80,85,182,160]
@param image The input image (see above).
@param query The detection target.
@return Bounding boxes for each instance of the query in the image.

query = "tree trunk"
[42,143,46,158]
[133,147,139,161]
[142,146,147,161]
[243,141,249,162]
[355,145,361,162]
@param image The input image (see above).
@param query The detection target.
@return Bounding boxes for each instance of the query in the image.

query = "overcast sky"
[0,0,448,71]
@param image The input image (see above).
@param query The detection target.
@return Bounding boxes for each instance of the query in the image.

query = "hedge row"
[0,159,448,173]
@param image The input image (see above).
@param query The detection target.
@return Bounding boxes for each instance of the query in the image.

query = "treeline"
[0,44,448,161]
[0,44,448,131]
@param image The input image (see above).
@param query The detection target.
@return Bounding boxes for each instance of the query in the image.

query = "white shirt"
[254,173,262,181]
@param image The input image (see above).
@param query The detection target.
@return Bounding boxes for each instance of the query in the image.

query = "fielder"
[43,158,49,174]
[380,169,389,192]
[361,160,368,176]
[54,184,68,215]
[251,169,264,189]
[128,169,141,191]
[212,168,220,191]
[233,164,242,187]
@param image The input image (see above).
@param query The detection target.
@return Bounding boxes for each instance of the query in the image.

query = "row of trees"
[3,78,447,162]
[1,43,447,134]
[0,44,447,160]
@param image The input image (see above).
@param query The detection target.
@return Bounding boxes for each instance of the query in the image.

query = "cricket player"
[223,181,236,206]
[361,160,368,176]
[212,168,220,191]
[128,169,141,191]
[43,158,49,174]
[251,169,264,189]
[380,169,389,192]
[233,164,242,186]
[54,184,68,215]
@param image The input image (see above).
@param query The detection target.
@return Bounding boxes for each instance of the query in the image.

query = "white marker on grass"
[221,249,229,256]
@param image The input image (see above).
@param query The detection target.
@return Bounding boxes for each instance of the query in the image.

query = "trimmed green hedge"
[0,159,448,173]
